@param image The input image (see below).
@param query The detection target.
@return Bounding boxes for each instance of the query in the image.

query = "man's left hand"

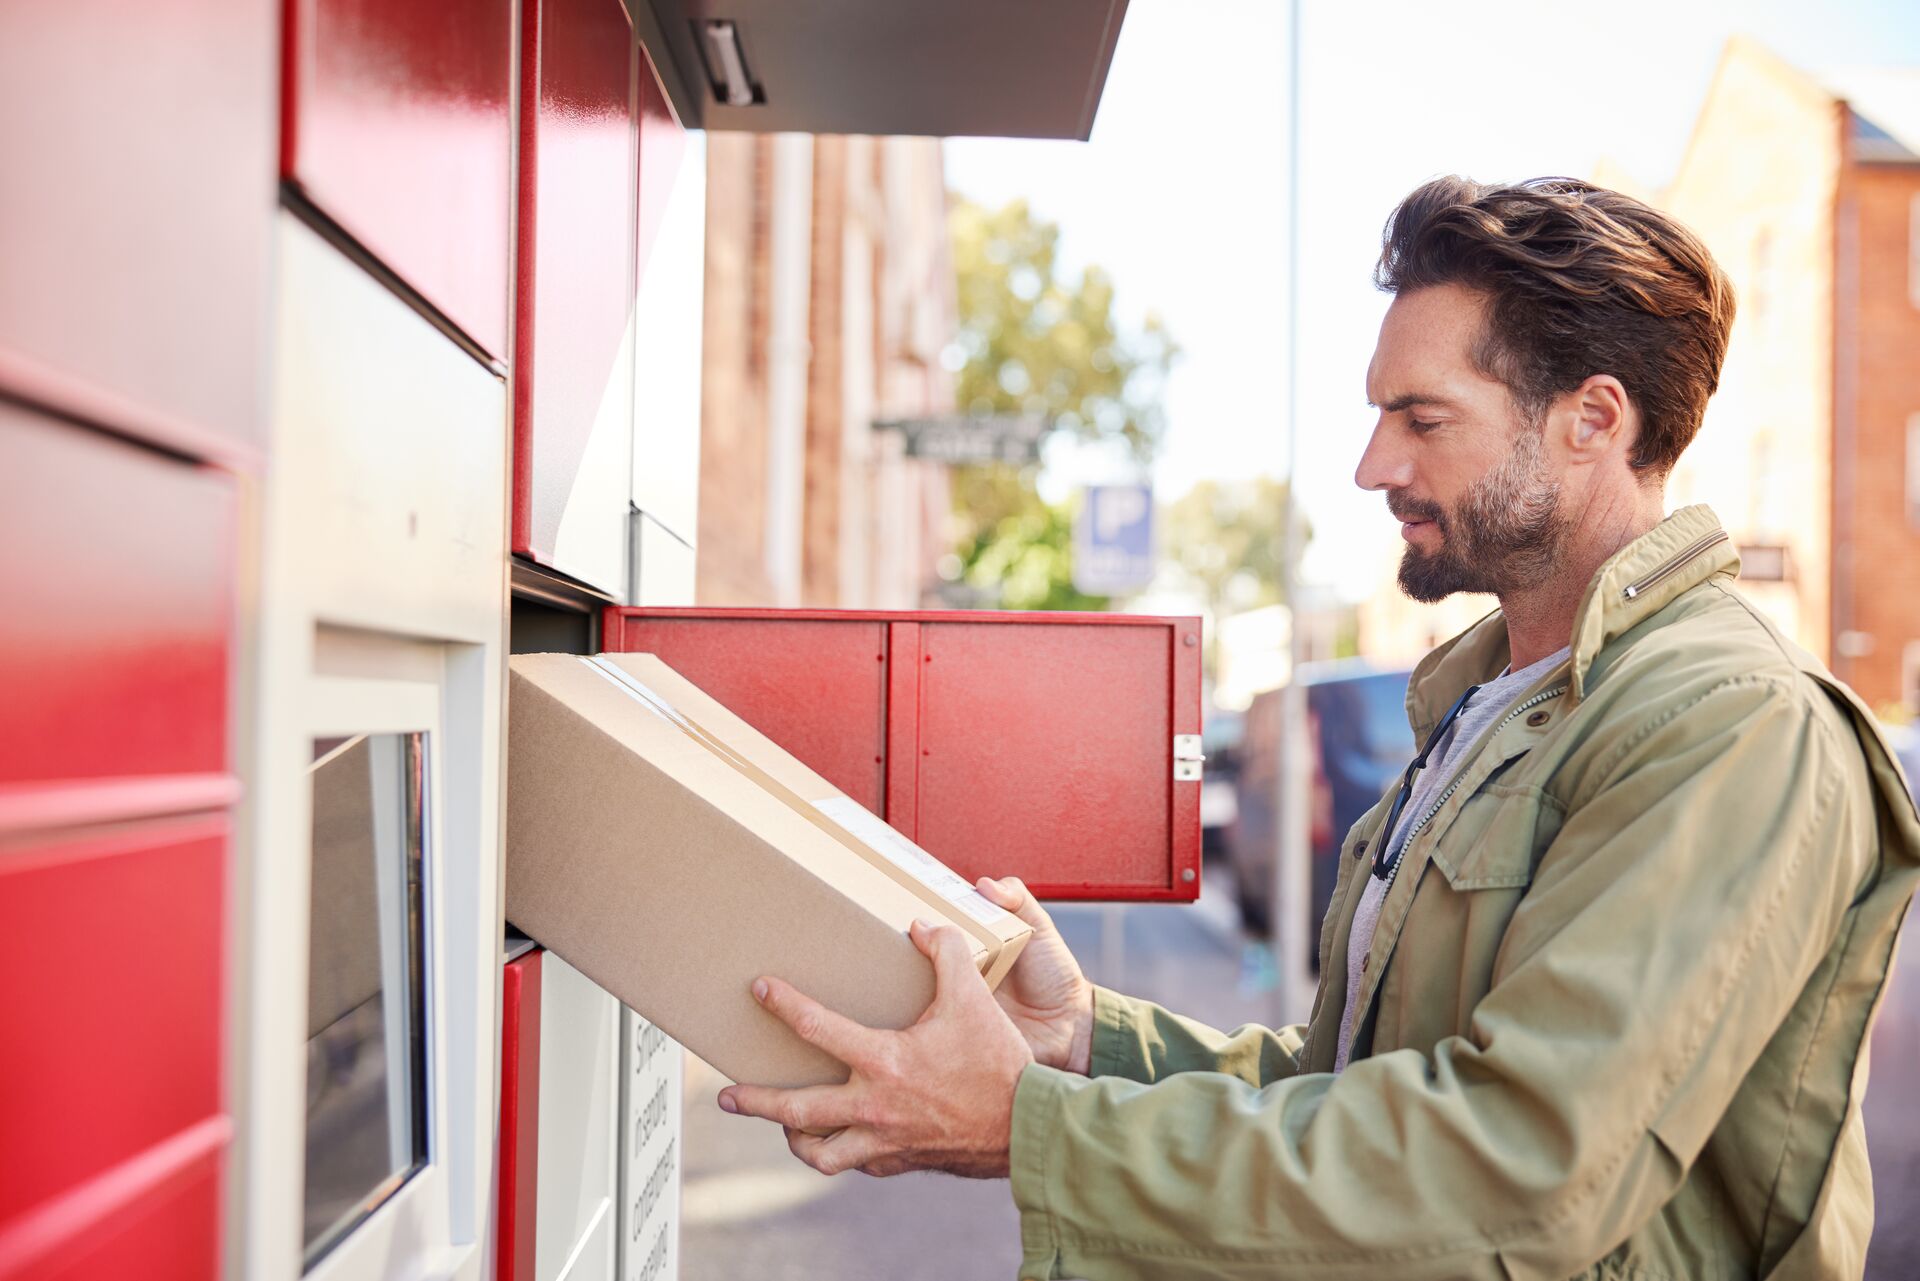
[717,918,1034,1179]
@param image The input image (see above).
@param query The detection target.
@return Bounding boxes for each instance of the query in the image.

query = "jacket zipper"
[1621,529,1728,601]
[1378,684,1568,898]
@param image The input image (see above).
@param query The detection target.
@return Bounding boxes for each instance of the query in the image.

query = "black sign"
[874,414,1048,465]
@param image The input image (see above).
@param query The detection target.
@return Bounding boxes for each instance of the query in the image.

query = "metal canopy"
[641,0,1129,139]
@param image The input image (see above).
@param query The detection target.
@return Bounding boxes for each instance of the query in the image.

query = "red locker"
[281,0,516,356]
[496,946,543,1281]
[0,0,274,465]
[0,818,228,1265]
[512,0,637,581]
[0,406,237,832]
[0,1127,224,1281]
[602,608,1204,901]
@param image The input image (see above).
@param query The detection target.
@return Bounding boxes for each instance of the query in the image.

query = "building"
[1355,570,1497,670]
[1658,38,1920,713]
[696,134,959,609]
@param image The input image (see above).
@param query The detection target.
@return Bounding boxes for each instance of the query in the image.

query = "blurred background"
[676,2,1920,1277]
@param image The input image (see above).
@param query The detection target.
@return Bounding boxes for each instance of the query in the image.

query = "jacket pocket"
[1426,782,1565,891]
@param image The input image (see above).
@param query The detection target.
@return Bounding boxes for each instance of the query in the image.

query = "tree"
[1160,476,1305,671]
[956,495,1113,612]
[945,197,1178,607]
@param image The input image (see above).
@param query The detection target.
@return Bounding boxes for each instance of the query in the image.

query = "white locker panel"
[630,511,696,607]
[537,956,621,1281]
[248,214,508,1281]
[630,134,705,546]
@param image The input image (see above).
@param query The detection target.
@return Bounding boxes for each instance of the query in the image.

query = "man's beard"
[1393,426,1567,603]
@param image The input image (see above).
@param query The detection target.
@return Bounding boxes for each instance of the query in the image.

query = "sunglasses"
[1371,681,1481,880]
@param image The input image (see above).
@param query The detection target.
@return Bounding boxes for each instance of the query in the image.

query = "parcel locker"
[280,0,516,357]
[601,608,1204,901]
[0,0,274,464]
[0,405,237,826]
[0,818,229,1281]
[511,0,640,595]
[497,943,544,1281]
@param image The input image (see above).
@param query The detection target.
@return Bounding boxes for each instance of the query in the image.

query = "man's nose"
[1354,419,1409,493]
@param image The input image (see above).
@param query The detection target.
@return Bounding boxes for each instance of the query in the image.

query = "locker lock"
[1173,734,1205,782]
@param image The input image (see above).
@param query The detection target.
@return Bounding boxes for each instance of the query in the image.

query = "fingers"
[976,875,1050,931]
[785,1124,890,1177]
[750,976,882,1067]
[718,1082,855,1132]
[909,917,981,996]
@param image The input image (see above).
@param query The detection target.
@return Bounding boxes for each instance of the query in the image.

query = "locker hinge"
[1173,734,1205,782]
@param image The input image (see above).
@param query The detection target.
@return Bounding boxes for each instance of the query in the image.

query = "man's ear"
[1562,374,1632,462]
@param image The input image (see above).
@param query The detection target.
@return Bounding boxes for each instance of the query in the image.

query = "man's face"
[1357,284,1567,602]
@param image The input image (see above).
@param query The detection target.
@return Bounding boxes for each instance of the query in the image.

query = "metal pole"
[1272,0,1314,1026]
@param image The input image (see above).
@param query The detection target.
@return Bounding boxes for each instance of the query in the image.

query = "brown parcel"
[505,651,1032,1088]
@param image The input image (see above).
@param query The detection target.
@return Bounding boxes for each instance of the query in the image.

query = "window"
[303,733,429,1269]
[1908,414,1920,529]
[1911,194,1920,310]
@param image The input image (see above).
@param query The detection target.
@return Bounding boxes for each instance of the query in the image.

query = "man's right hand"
[975,876,1094,1075]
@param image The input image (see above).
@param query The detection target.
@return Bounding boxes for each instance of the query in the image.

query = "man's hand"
[717,919,1033,1178]
[976,876,1094,1075]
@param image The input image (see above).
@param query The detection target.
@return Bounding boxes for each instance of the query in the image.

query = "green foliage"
[945,197,1178,605]
[1161,477,1295,610]
[958,496,1114,612]
[1160,477,1304,670]
[949,198,1175,462]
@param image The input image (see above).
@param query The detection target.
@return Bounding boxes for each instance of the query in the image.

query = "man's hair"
[1374,176,1735,476]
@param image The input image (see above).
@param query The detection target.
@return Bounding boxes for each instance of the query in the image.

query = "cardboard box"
[506,651,1032,1088]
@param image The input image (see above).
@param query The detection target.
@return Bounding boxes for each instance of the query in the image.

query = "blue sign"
[1073,484,1155,596]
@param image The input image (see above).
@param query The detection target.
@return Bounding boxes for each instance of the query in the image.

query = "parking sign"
[1073,484,1155,596]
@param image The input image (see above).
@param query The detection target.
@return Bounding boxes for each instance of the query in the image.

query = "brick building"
[697,133,957,608]
[1658,38,1920,711]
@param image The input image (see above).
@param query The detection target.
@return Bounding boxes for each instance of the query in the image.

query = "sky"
[943,0,1920,600]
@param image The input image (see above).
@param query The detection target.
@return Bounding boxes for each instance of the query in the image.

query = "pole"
[1272,0,1314,1026]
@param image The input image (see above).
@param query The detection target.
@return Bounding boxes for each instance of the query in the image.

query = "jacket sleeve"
[1088,986,1306,1086]
[1008,676,1874,1281]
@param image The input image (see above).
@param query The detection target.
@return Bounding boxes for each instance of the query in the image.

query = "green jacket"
[1009,506,1920,1280]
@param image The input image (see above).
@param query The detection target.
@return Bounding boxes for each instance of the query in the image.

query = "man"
[718,177,1920,1280]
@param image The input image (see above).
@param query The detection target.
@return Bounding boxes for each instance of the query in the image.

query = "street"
[681,876,1920,1279]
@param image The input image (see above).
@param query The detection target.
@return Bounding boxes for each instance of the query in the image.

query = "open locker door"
[601,608,1203,901]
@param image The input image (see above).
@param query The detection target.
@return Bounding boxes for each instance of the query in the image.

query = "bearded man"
[717,177,1920,1281]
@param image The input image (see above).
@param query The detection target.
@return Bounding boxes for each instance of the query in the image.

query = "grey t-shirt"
[1332,645,1570,1072]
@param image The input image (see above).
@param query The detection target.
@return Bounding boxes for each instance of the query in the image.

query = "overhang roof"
[636,0,1129,139]
[1821,67,1920,163]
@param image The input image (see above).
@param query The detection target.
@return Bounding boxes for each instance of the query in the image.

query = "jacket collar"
[1405,505,1739,738]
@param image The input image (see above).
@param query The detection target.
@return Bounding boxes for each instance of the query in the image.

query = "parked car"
[1199,706,1245,863]
[1885,721,1920,801]
[1226,661,1415,952]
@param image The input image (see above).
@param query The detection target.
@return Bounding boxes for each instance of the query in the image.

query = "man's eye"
[1410,418,1441,434]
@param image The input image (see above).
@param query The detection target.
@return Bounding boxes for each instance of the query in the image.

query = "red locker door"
[0,403,235,1281]
[512,0,636,589]
[281,0,516,357]
[0,0,274,465]
[496,946,543,1281]
[0,819,230,1281]
[9,1138,224,1281]
[602,608,1203,901]
[0,405,237,830]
